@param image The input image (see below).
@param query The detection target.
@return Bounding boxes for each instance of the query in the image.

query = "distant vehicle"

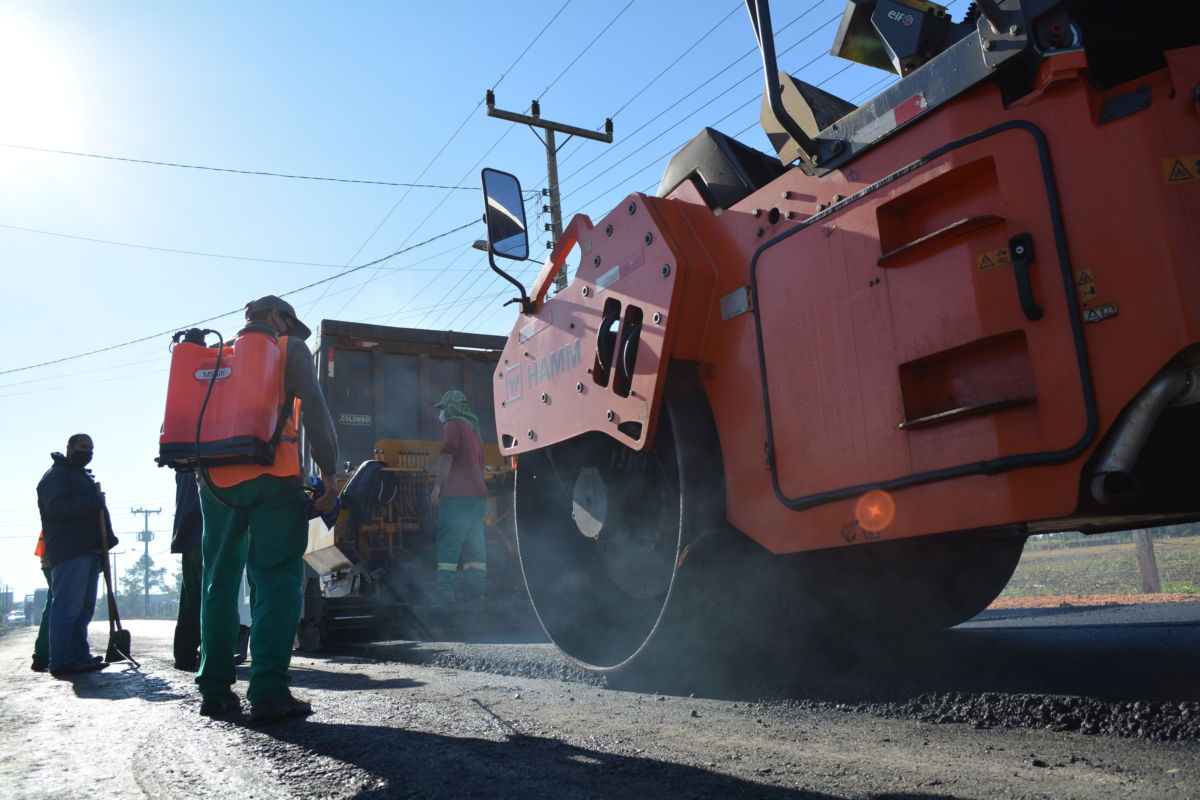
[5,610,25,625]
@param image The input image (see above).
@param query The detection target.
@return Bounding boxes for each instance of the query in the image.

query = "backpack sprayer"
[157,324,295,510]
[156,324,339,519]
[156,325,288,472]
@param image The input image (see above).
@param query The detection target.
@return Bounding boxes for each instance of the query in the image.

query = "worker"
[30,531,52,672]
[171,472,202,670]
[173,472,251,672]
[36,433,119,677]
[429,389,488,603]
[196,295,338,723]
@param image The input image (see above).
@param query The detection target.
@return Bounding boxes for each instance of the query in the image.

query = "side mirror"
[481,168,533,313]
[482,168,530,261]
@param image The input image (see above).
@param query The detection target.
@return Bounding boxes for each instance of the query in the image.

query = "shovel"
[98,505,139,667]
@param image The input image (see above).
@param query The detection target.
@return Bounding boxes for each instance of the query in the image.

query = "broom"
[98,505,139,667]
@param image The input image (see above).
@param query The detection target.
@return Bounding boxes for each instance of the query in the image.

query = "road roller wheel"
[515,364,740,672]
[514,363,1026,676]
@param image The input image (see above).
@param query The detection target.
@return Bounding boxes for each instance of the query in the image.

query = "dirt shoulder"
[990,593,1200,609]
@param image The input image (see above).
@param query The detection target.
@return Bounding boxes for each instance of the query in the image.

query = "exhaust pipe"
[1090,366,1196,505]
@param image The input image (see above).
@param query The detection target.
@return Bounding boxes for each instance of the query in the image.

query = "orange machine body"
[157,329,287,470]
[493,45,1200,555]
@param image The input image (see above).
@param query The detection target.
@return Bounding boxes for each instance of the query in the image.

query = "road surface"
[1,602,1197,799]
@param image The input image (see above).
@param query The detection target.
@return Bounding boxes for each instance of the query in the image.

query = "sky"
[0,0,946,600]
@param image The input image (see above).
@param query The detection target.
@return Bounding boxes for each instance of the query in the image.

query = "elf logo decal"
[887,9,915,25]
[194,367,231,380]
[527,339,582,387]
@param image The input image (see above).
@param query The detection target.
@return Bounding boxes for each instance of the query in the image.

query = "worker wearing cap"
[195,296,338,723]
[430,389,488,603]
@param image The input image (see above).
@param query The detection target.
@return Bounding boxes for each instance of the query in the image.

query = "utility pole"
[486,91,613,291]
[131,507,161,618]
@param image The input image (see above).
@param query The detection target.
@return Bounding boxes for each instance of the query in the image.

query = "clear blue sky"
[0,0,945,599]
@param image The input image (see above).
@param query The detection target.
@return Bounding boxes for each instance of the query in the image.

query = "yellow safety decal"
[639,401,649,420]
[1162,155,1200,184]
[976,248,1010,271]
[1075,268,1098,302]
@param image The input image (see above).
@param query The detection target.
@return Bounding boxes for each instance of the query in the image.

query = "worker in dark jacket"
[196,296,338,723]
[36,434,119,677]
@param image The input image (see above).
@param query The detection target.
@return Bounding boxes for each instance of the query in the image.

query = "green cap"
[434,389,468,408]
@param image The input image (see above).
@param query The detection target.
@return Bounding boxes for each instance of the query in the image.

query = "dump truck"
[478,0,1200,674]
[296,320,536,648]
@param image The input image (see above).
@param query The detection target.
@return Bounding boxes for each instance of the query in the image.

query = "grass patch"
[1000,535,1200,597]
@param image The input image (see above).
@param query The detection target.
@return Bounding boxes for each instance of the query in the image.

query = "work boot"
[249,694,313,724]
[198,695,242,718]
[30,660,48,673]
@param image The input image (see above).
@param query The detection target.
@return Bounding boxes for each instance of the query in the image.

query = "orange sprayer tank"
[157,328,285,470]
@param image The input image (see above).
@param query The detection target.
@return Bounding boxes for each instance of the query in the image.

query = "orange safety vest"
[207,336,302,488]
[34,530,45,558]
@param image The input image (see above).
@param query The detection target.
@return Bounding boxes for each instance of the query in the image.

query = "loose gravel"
[331,597,1200,744]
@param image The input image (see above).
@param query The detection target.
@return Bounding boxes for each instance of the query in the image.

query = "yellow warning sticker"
[1162,155,1200,184]
[976,248,1010,271]
[1075,268,1098,302]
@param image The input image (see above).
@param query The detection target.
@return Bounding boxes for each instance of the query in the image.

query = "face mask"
[438,409,446,424]
[69,450,92,468]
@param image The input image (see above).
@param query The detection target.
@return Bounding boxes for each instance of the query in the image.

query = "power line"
[0,222,347,268]
[441,10,831,333]
[491,0,574,91]
[304,3,571,316]
[554,2,743,171]
[561,12,840,211]
[0,143,473,189]
[326,125,516,320]
[556,3,825,188]
[0,219,479,377]
[537,0,638,101]
[611,3,743,119]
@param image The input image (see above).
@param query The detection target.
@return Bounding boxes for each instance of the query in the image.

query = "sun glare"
[0,12,82,146]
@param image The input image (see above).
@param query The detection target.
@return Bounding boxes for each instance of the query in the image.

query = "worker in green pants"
[195,296,338,724]
[430,389,488,603]
[197,477,307,706]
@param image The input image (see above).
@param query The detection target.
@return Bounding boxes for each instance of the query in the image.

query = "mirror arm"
[488,252,534,314]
